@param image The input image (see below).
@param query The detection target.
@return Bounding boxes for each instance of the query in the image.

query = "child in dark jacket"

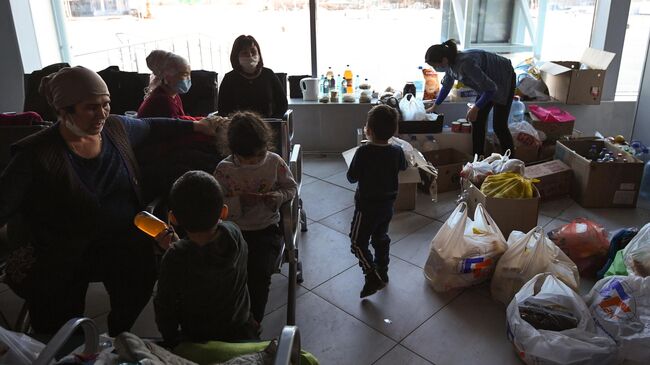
[347,105,407,298]
[154,170,257,348]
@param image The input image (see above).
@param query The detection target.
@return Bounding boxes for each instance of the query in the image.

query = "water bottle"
[355,75,360,98]
[640,160,650,200]
[510,96,525,124]
[587,144,598,161]
[414,66,424,99]
[640,147,650,163]
[320,75,329,96]
[134,211,169,237]
[326,66,335,89]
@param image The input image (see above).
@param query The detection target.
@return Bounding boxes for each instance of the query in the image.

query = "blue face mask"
[175,78,191,94]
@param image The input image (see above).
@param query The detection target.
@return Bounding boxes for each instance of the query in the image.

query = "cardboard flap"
[540,62,572,76]
[580,48,615,70]
[342,146,357,167]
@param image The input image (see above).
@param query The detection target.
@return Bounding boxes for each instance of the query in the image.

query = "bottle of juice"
[134,211,169,237]
[344,65,353,94]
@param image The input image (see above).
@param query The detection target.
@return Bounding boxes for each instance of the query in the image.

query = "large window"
[616,0,650,97]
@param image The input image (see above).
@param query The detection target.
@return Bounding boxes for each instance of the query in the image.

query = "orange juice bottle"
[344,65,353,94]
[134,211,169,237]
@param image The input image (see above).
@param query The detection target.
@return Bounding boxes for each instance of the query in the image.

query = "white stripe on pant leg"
[350,210,373,272]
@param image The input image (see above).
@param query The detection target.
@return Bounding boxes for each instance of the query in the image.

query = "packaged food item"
[423,68,440,100]
[519,300,579,331]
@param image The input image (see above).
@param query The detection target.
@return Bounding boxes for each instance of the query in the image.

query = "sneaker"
[377,267,389,283]
[360,271,386,298]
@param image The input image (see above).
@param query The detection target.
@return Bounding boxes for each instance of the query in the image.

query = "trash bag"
[491,227,580,305]
[584,275,650,363]
[399,93,426,121]
[506,273,618,365]
[0,326,46,365]
[623,222,650,277]
[547,218,610,278]
[480,172,537,199]
[424,202,507,292]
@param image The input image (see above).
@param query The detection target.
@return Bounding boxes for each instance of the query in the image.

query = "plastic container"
[510,95,525,124]
[414,66,424,99]
[344,65,353,94]
[134,211,168,237]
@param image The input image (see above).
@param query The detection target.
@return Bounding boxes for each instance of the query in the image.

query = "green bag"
[604,250,628,277]
[174,340,319,365]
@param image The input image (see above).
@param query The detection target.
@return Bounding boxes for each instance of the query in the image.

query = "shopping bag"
[399,93,426,121]
[480,172,537,199]
[623,222,650,277]
[584,275,650,363]
[491,227,580,305]
[547,218,610,278]
[506,273,618,365]
[0,326,46,365]
[509,121,542,147]
[423,202,507,292]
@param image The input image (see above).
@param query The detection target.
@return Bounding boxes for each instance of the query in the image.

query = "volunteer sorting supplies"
[506,273,618,365]
[622,222,650,277]
[491,227,580,305]
[423,202,507,292]
[584,275,650,363]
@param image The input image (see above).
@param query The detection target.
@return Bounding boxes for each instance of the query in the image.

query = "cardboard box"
[540,48,615,104]
[420,149,471,193]
[515,144,540,164]
[463,180,540,238]
[343,146,422,211]
[529,113,575,141]
[524,160,572,200]
[555,139,644,208]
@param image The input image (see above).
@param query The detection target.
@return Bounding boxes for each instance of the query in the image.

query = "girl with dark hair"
[425,39,516,156]
[218,35,288,118]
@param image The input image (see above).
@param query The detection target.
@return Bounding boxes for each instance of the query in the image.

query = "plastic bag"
[547,218,610,278]
[529,105,576,123]
[623,222,650,277]
[491,227,580,305]
[399,93,426,121]
[480,172,537,199]
[424,202,507,292]
[509,121,542,147]
[604,251,629,277]
[0,326,46,365]
[584,275,650,363]
[460,154,495,187]
[507,273,618,365]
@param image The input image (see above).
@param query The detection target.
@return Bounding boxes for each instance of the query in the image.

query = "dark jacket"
[218,67,288,118]
[154,221,251,346]
[347,143,407,204]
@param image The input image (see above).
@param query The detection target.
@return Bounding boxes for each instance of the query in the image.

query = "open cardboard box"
[524,160,572,200]
[463,179,540,238]
[420,148,471,193]
[343,145,429,210]
[540,48,615,104]
[555,138,643,208]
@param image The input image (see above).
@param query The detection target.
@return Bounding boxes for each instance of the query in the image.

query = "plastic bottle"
[326,66,335,89]
[640,160,650,200]
[414,66,424,99]
[341,77,347,95]
[344,65,353,94]
[640,147,650,163]
[134,211,169,237]
[355,75,360,98]
[510,96,525,124]
[587,144,598,161]
[321,74,329,97]
[599,148,609,160]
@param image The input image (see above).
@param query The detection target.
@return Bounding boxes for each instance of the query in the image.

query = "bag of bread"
[623,222,650,277]
[423,67,440,100]
[424,202,507,292]
[491,227,580,305]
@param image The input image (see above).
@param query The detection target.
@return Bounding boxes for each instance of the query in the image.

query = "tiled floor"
[1,153,649,364]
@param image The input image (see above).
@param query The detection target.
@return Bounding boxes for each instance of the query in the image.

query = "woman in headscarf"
[137,50,193,119]
[0,66,215,337]
[218,35,288,118]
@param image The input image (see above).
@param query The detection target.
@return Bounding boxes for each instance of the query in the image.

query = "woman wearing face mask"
[0,66,216,337]
[425,39,516,157]
[218,35,288,118]
[137,50,193,119]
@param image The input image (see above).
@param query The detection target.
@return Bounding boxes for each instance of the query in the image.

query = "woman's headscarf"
[39,66,109,110]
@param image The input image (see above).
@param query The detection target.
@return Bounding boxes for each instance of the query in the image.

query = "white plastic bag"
[623,222,650,277]
[399,93,426,121]
[424,202,507,291]
[460,154,495,186]
[509,121,542,147]
[0,326,46,365]
[506,273,618,365]
[491,227,580,305]
[584,275,650,363]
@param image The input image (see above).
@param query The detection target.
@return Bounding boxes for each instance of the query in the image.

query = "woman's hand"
[466,105,479,122]
[426,103,437,114]
[154,227,179,251]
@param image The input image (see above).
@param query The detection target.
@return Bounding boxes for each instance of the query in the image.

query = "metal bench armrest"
[273,325,301,365]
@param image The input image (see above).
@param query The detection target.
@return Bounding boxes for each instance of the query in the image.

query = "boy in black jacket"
[154,171,257,347]
[347,105,407,298]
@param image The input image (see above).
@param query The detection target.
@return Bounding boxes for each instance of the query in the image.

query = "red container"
[461,122,472,133]
[451,121,462,133]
